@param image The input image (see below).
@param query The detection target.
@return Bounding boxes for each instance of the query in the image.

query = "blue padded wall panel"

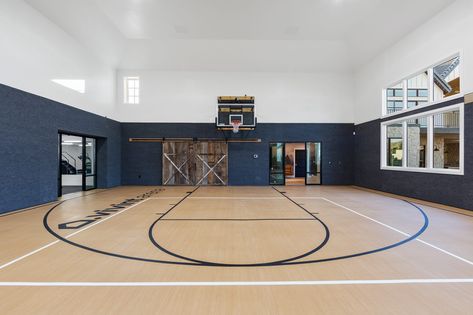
[354,102,473,210]
[0,84,121,213]
[121,123,355,186]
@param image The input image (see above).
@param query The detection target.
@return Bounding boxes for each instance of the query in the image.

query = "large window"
[124,76,140,104]
[381,104,463,175]
[383,55,460,115]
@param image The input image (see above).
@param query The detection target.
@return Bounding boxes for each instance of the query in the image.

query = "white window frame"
[124,76,140,104]
[380,103,464,175]
[382,53,463,117]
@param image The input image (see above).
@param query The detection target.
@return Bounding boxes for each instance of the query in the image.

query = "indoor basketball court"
[1,0,473,314]
[1,186,473,313]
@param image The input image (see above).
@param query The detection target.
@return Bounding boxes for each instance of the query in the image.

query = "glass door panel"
[306,142,321,185]
[60,134,83,195]
[269,143,285,185]
[84,137,96,190]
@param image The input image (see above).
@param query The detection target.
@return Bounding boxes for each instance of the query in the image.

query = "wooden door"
[162,141,228,185]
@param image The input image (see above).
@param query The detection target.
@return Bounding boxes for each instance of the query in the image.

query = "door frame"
[58,132,98,197]
[269,141,322,186]
[83,137,98,191]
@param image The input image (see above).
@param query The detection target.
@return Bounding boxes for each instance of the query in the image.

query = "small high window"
[433,56,461,101]
[124,77,140,104]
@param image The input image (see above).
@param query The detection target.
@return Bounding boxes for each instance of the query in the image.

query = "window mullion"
[460,105,464,174]
[402,120,407,168]
[381,124,386,168]
[427,68,434,103]
[427,115,434,169]
[402,80,408,111]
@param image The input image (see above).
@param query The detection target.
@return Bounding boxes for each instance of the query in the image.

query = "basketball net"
[231,120,242,134]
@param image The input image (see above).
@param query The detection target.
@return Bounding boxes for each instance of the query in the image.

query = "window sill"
[380,166,464,176]
[382,93,464,119]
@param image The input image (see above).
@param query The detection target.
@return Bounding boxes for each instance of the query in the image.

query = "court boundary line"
[1,188,451,269]
[42,188,429,267]
[1,278,473,287]
[0,198,151,271]
[147,187,331,267]
[321,197,473,267]
[160,218,316,221]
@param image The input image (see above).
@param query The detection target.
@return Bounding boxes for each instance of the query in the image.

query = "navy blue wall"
[3,80,471,213]
[4,79,471,212]
[0,84,121,213]
[121,123,355,185]
[354,98,473,210]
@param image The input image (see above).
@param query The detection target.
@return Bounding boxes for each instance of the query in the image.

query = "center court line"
[1,279,473,287]
[188,197,286,200]
[0,198,151,271]
[320,197,473,267]
[149,197,286,200]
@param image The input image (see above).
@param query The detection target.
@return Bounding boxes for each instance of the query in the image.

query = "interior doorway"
[285,143,306,185]
[270,142,321,185]
[58,133,97,196]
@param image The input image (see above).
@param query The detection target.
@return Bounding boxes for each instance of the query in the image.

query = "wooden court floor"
[1,186,473,314]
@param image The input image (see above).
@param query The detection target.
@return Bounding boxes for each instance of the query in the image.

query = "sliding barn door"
[162,141,228,185]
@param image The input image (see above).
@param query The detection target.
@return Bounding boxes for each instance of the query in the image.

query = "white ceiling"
[25,0,456,72]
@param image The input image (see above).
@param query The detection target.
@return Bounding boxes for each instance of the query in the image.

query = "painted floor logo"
[58,188,163,230]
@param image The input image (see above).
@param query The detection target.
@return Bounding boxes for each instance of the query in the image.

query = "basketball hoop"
[231,120,242,133]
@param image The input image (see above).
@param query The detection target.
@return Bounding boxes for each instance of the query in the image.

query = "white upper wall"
[1,0,466,125]
[25,0,455,71]
[115,70,354,123]
[354,0,473,124]
[0,0,116,118]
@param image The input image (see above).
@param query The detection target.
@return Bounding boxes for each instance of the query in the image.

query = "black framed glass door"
[269,142,322,185]
[59,133,97,196]
[84,137,97,191]
[269,143,285,185]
